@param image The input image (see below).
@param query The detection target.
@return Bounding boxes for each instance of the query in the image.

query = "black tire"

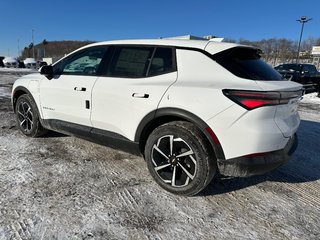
[144,121,217,196]
[15,94,47,137]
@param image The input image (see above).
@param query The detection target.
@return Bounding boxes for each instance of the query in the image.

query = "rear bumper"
[217,134,298,177]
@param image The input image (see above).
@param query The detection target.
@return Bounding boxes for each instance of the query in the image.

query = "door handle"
[74,87,86,91]
[132,93,149,98]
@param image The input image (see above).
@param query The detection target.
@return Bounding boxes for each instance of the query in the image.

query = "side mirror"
[40,65,53,79]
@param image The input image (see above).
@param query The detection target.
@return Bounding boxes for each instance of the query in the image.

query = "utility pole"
[296,16,312,63]
[17,39,20,58]
[32,29,35,59]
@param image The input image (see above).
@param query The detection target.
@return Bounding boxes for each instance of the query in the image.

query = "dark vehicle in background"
[274,64,320,92]
[0,56,4,67]
[18,60,25,68]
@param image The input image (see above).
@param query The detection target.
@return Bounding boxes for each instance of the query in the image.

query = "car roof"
[80,39,253,55]
[279,63,313,66]
[3,57,18,62]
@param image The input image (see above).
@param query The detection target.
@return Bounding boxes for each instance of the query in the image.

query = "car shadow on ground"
[41,130,142,156]
[200,119,320,196]
[42,130,68,138]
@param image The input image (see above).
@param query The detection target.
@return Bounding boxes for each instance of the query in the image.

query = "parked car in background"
[24,58,37,68]
[274,63,320,92]
[3,57,19,68]
[12,39,303,196]
[18,60,25,68]
[0,56,5,67]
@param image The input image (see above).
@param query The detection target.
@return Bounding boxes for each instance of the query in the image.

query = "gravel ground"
[0,71,319,240]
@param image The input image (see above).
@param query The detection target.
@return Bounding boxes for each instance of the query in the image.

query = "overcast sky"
[1,0,319,57]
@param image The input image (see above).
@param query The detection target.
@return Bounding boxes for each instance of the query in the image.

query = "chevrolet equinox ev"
[12,39,303,196]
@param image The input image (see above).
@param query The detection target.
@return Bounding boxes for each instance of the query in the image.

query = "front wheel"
[15,94,47,137]
[144,121,217,196]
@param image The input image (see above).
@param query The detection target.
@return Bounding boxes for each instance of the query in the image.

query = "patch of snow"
[0,68,36,73]
[0,88,11,98]
[301,92,320,104]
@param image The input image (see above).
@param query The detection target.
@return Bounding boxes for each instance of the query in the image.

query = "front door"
[39,46,108,127]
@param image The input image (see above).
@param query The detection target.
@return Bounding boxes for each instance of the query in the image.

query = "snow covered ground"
[0,72,319,239]
[301,92,320,104]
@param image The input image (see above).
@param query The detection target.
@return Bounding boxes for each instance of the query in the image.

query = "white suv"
[12,39,303,196]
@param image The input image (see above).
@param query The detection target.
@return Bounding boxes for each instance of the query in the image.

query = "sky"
[1,0,319,57]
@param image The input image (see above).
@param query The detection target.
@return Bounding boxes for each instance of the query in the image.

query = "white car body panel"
[158,49,262,120]
[255,80,302,138]
[12,74,43,116]
[91,72,177,140]
[206,105,288,159]
[24,58,37,65]
[158,48,301,159]
[39,75,97,126]
[204,41,255,55]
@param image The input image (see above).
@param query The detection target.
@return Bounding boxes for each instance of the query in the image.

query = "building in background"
[43,57,60,65]
[311,46,320,69]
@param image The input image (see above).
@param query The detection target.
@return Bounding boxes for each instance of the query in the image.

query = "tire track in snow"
[115,188,163,240]
[267,171,320,208]
[2,209,35,240]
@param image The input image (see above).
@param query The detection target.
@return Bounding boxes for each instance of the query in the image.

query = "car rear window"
[213,47,284,81]
[277,64,300,71]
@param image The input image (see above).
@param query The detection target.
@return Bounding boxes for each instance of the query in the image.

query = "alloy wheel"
[151,135,197,187]
[17,101,34,133]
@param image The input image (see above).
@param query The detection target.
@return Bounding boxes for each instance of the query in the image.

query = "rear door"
[91,46,177,140]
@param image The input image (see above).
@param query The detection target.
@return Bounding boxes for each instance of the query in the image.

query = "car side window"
[109,46,154,78]
[55,47,108,76]
[148,47,176,76]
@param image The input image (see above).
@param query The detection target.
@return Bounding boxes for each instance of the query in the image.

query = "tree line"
[20,37,320,65]
[20,40,94,60]
[225,37,320,65]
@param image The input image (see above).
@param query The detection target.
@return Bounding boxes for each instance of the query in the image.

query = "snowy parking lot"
[0,69,319,239]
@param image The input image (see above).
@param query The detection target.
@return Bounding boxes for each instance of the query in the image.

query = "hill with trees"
[20,40,95,60]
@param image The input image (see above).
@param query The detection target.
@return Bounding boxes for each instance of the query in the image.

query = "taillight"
[223,89,303,110]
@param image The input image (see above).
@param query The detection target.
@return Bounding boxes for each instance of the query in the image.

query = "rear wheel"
[144,121,217,196]
[15,94,47,137]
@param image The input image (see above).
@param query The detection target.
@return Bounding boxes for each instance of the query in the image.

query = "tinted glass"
[109,47,154,77]
[148,47,176,76]
[302,64,316,73]
[54,47,107,76]
[213,47,284,81]
[278,64,300,71]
